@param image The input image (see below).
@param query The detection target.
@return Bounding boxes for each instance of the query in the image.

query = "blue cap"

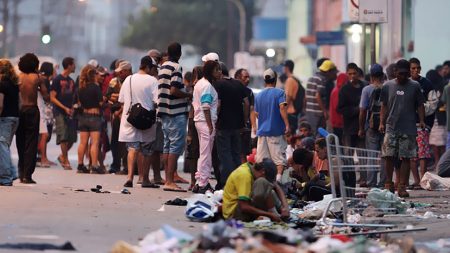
[370,63,383,76]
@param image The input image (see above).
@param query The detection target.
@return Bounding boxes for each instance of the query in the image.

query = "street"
[2,137,450,252]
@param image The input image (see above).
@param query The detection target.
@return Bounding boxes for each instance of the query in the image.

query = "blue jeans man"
[0,117,19,186]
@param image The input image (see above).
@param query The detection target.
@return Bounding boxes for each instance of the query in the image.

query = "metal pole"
[229,0,246,52]
[370,23,376,65]
[361,24,366,73]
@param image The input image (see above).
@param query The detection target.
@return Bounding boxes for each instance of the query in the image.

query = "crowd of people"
[0,42,450,222]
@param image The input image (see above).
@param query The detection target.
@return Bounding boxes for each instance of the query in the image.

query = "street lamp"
[266,48,275,58]
[228,0,246,52]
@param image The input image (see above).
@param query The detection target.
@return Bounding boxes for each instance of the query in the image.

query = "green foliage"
[121,0,253,63]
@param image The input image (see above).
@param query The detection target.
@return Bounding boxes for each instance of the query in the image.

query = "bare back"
[19,73,46,107]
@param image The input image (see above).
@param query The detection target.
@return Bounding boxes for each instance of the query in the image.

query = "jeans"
[0,117,19,184]
[161,114,187,155]
[110,116,127,171]
[365,128,386,187]
[16,106,40,180]
[194,121,215,187]
[216,129,241,189]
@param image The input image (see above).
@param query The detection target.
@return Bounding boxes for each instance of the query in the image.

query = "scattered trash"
[111,240,138,253]
[121,189,131,194]
[423,211,438,219]
[185,194,220,222]
[366,188,408,214]
[74,189,88,192]
[157,205,165,212]
[0,241,76,251]
[410,202,433,208]
[165,198,187,206]
[420,172,450,191]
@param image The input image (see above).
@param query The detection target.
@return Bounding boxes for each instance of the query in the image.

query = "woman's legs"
[38,133,49,164]
[89,131,101,167]
[78,132,89,166]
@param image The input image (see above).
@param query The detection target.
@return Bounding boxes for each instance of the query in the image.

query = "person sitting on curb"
[222,158,290,222]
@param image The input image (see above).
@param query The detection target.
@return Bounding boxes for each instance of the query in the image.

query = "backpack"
[424,89,440,116]
[368,87,382,130]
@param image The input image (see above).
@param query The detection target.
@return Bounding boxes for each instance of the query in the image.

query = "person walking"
[380,59,425,197]
[0,59,20,186]
[253,68,289,182]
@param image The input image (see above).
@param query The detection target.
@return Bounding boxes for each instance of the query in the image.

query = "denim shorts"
[161,114,187,155]
[78,114,102,132]
[126,141,155,156]
[382,130,417,159]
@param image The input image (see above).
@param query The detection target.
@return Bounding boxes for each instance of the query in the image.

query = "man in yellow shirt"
[222,159,289,222]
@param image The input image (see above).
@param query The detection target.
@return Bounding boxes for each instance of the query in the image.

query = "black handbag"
[126,76,156,130]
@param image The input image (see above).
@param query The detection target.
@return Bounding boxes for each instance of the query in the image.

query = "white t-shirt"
[193,77,218,122]
[118,73,158,143]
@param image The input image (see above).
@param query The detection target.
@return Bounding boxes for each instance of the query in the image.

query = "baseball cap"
[263,68,276,81]
[115,61,132,72]
[319,60,337,72]
[396,59,410,73]
[88,59,99,68]
[370,63,383,76]
[201,52,219,62]
[140,55,156,69]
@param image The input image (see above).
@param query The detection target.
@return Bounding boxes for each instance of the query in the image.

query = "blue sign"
[316,31,345,45]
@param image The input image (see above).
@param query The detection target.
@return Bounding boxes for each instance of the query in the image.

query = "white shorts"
[256,135,287,167]
[39,118,47,134]
[429,122,447,146]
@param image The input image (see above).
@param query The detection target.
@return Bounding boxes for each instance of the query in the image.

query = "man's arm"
[50,91,71,116]
[273,183,290,219]
[316,90,327,120]
[285,77,297,114]
[418,104,426,129]
[279,103,290,134]
[238,200,281,222]
[358,108,367,137]
[243,97,249,124]
[170,86,192,99]
[379,103,386,133]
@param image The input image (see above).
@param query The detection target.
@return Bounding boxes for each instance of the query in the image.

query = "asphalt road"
[2,136,450,252]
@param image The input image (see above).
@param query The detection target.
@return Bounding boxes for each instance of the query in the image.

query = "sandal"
[163,186,187,192]
[408,183,422,190]
[165,198,188,206]
[151,179,166,185]
[123,181,133,188]
[142,182,160,188]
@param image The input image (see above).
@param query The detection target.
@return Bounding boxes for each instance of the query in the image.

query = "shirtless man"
[283,60,305,135]
[16,53,49,184]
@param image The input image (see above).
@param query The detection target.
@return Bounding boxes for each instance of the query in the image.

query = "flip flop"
[163,187,187,192]
[142,183,160,188]
[151,179,166,185]
[174,178,189,184]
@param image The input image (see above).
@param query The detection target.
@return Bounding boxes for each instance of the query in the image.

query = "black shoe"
[0,182,13,186]
[191,184,200,193]
[198,183,214,194]
[90,166,105,174]
[123,180,133,188]
[22,178,36,184]
[77,165,90,174]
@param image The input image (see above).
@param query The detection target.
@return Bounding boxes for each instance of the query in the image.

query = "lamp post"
[228,0,246,52]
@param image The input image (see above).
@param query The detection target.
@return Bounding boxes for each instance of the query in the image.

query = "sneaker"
[90,166,106,174]
[77,165,90,174]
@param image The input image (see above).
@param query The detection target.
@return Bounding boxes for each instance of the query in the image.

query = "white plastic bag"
[420,172,450,191]
[185,194,219,222]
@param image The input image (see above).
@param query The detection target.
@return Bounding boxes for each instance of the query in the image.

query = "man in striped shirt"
[305,59,337,134]
[158,42,193,192]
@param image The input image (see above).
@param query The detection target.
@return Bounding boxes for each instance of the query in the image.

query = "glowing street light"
[266,48,275,58]
[41,34,51,44]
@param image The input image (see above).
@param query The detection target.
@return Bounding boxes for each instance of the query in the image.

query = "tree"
[121,0,254,64]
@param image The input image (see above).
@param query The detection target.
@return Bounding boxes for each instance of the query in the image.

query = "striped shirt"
[157,60,189,116]
[305,72,326,115]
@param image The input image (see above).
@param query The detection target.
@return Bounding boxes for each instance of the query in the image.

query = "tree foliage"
[121,0,253,63]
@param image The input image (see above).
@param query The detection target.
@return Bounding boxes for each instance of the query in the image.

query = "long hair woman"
[0,59,20,186]
[76,64,104,174]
